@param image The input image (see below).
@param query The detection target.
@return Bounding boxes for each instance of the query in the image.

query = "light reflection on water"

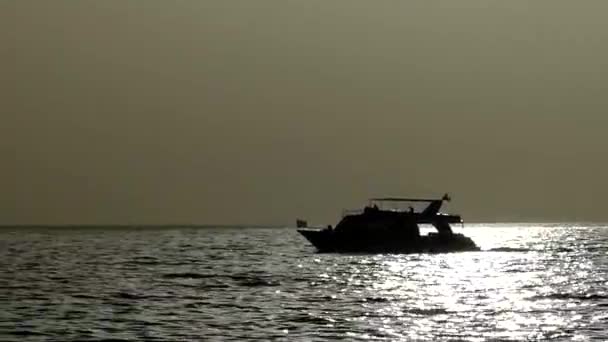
[1,224,608,341]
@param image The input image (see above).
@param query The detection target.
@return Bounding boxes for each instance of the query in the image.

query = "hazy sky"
[2,1,608,225]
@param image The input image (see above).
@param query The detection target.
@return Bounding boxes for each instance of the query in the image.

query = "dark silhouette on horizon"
[297,194,479,253]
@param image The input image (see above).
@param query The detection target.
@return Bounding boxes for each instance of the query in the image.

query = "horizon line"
[0,221,607,228]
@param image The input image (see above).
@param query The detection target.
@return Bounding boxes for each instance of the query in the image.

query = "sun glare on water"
[328,224,605,340]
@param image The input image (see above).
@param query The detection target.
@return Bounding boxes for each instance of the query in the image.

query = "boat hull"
[297,229,479,254]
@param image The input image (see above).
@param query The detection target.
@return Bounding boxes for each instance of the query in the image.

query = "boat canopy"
[340,194,455,217]
[369,193,451,203]
[370,197,440,203]
[366,194,451,215]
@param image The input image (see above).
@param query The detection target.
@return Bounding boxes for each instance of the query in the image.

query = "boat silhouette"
[297,194,479,253]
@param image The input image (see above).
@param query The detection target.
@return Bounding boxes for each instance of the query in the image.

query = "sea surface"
[1,224,608,341]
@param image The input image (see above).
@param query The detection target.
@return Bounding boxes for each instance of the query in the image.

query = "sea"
[1,223,607,341]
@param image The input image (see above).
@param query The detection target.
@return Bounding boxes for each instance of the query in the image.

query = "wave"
[530,293,608,301]
[9,330,50,337]
[162,272,215,279]
[362,296,391,303]
[403,307,449,316]
[199,283,231,290]
[485,247,532,252]
[232,276,280,287]
[485,247,584,253]
[290,313,335,324]
[552,247,575,253]
[128,260,161,266]
[71,294,99,300]
[161,272,282,288]
[113,291,148,300]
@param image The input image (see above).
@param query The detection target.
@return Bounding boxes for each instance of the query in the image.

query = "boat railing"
[342,207,413,217]
[342,209,363,217]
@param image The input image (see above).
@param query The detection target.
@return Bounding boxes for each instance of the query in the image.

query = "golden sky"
[2,1,608,224]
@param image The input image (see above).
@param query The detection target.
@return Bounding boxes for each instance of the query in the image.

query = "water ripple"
[1,224,608,341]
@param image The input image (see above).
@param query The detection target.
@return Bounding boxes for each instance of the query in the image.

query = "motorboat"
[297,194,479,253]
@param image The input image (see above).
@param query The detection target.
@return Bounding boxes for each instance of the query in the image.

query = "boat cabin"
[337,194,461,237]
